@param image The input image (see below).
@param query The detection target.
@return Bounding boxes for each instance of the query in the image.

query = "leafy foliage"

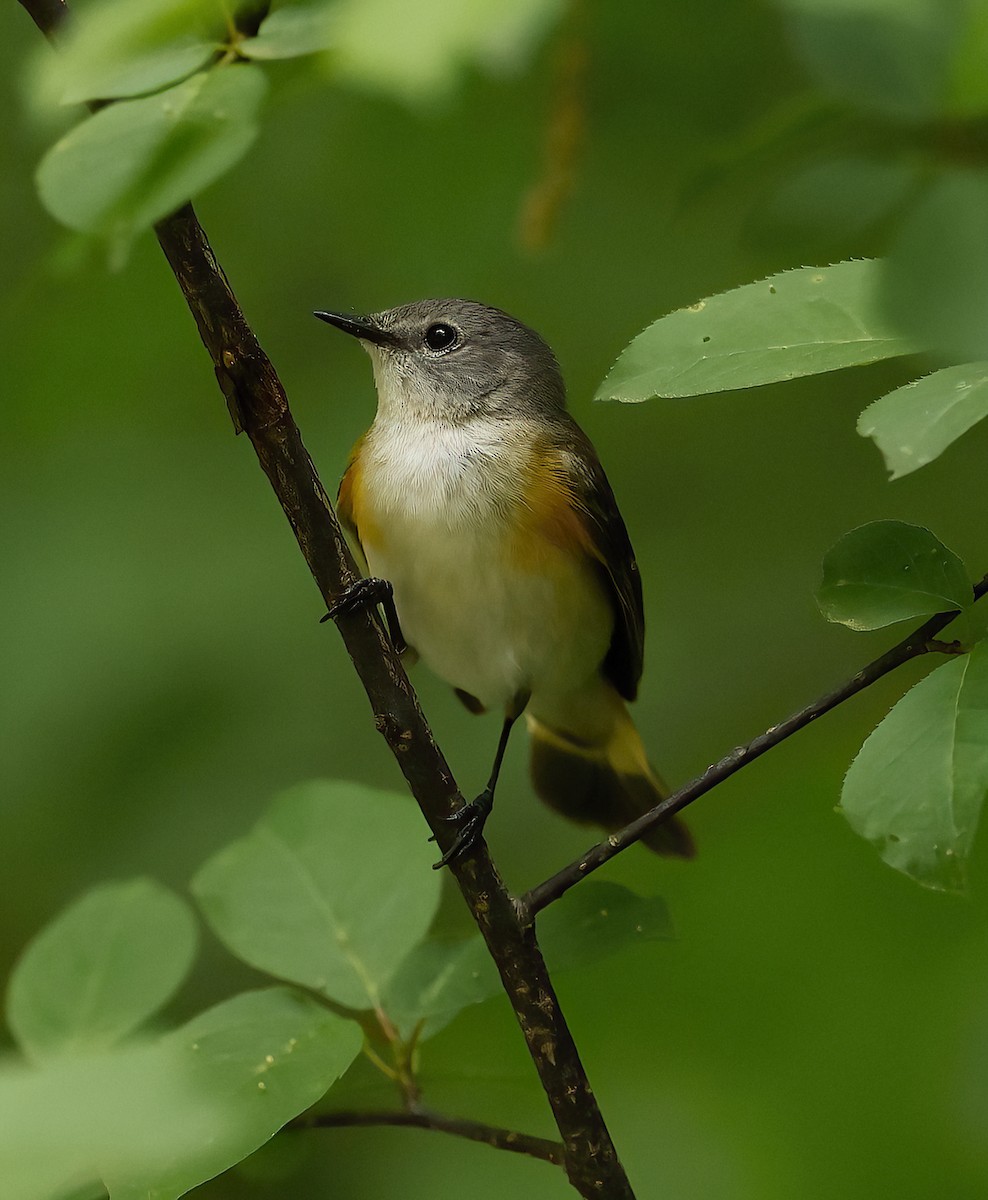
[192,780,441,1011]
[33,0,220,106]
[879,171,988,364]
[382,882,672,1040]
[595,261,918,402]
[0,988,360,1200]
[238,4,337,60]
[10,0,988,1193]
[841,641,988,892]
[775,0,988,121]
[36,65,267,263]
[6,878,197,1062]
[816,521,973,631]
[25,0,566,260]
[0,777,674,1197]
[857,363,988,478]
[193,781,672,1038]
[328,0,565,102]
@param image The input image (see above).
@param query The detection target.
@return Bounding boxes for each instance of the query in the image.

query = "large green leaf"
[775,0,988,121]
[817,521,973,631]
[239,4,337,60]
[36,64,267,259]
[857,362,988,478]
[6,878,197,1062]
[879,171,988,363]
[192,780,440,1010]
[841,640,988,892]
[328,0,564,102]
[595,261,919,402]
[381,882,671,1040]
[33,0,220,106]
[0,987,360,1200]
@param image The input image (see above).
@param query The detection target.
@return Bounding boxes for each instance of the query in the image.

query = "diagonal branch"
[295,1108,565,1166]
[151,203,632,1200]
[16,3,634,1194]
[522,577,988,918]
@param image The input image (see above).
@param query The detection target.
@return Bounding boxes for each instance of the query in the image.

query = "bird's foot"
[431,788,494,870]
[321,577,406,653]
[321,576,393,621]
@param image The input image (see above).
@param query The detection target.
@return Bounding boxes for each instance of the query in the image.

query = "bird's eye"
[424,323,458,352]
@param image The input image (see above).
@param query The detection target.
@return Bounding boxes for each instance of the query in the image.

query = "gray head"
[314,299,566,423]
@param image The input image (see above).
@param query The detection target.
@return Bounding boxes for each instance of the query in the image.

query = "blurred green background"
[4,0,988,1196]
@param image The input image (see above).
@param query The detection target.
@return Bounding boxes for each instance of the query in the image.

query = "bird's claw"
[431,790,493,869]
[320,576,394,623]
[320,577,407,654]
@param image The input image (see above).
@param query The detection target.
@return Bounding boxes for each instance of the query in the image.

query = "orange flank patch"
[337,440,383,551]
[509,450,599,572]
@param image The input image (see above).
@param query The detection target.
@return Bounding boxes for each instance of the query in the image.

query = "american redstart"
[315,300,694,867]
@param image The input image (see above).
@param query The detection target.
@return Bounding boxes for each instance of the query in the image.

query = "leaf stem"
[521,575,988,919]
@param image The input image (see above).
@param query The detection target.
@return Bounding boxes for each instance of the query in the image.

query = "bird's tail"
[526,695,694,858]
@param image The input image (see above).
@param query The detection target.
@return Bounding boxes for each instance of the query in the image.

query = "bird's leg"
[433,692,529,869]
[321,576,406,654]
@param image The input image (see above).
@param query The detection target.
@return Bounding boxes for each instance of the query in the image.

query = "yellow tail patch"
[526,707,694,858]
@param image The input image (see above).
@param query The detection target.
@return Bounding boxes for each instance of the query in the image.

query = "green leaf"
[6,878,197,1062]
[842,640,988,892]
[381,882,671,1040]
[595,261,920,402]
[775,0,977,121]
[947,2,988,116]
[36,65,267,260]
[765,156,921,242]
[239,4,337,60]
[34,0,220,106]
[879,171,988,363]
[0,987,360,1200]
[192,780,440,1010]
[538,879,673,966]
[817,520,973,631]
[857,362,988,479]
[381,936,496,1042]
[328,0,564,102]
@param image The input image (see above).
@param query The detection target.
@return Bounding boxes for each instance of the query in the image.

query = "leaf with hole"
[858,362,988,478]
[192,780,440,1010]
[596,261,919,402]
[842,640,988,892]
[817,521,972,631]
[6,878,197,1062]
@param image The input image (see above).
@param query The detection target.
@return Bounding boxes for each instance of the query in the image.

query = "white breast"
[357,416,611,713]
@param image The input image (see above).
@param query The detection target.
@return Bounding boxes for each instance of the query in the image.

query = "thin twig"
[17,4,635,1195]
[295,1108,565,1166]
[522,577,988,918]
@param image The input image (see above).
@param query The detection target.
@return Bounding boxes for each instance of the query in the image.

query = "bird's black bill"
[313,309,397,347]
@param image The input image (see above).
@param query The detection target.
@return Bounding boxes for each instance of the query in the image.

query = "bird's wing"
[550,424,645,702]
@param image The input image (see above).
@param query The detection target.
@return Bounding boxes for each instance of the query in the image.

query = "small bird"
[315,300,694,867]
